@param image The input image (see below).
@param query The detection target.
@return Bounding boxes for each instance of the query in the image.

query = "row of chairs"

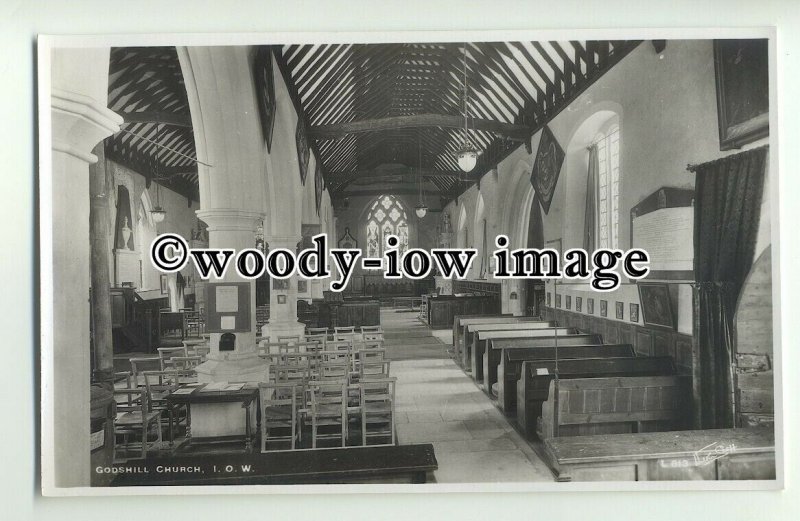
[260,377,396,450]
[259,335,394,450]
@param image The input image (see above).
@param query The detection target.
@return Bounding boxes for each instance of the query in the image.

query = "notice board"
[205,282,251,333]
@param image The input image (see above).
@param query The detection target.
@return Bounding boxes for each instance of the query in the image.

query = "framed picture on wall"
[600,300,608,317]
[615,301,624,320]
[637,283,675,330]
[272,279,289,291]
[555,294,561,308]
[575,296,582,313]
[714,39,769,150]
[630,303,640,323]
[587,298,594,314]
[546,292,551,307]
[565,295,571,310]
[298,280,308,294]
[160,274,168,295]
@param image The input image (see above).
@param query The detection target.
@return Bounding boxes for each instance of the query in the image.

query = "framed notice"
[631,187,695,281]
[205,282,251,333]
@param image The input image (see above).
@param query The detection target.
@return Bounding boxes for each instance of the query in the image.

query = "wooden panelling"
[734,248,774,427]
[543,306,692,371]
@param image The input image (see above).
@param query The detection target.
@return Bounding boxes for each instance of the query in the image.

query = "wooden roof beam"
[310,114,531,141]
[120,111,192,127]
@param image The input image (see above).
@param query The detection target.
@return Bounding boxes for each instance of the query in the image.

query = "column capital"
[51,88,123,164]
[263,234,302,248]
[196,208,264,232]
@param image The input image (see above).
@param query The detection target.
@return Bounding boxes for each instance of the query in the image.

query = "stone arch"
[501,158,535,249]
[177,46,272,224]
[561,102,623,249]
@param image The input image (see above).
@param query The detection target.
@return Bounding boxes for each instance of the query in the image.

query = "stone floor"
[382,309,554,483]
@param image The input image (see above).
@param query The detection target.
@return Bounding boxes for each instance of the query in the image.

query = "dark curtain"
[693,145,767,429]
[583,145,599,251]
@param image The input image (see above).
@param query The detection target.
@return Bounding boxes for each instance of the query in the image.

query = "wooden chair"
[318,351,351,382]
[360,325,383,334]
[164,355,203,373]
[128,356,161,386]
[360,378,397,446]
[142,370,187,445]
[257,341,289,358]
[113,387,162,458]
[360,325,383,342]
[304,333,327,346]
[277,335,300,345]
[157,346,188,370]
[363,339,384,351]
[258,382,299,451]
[295,341,320,353]
[359,359,391,381]
[306,327,329,336]
[308,381,347,448]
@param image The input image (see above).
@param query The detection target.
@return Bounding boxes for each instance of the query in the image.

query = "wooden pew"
[515,356,675,438]
[544,428,775,482]
[482,330,596,396]
[495,343,634,414]
[539,375,691,439]
[459,317,557,372]
[426,295,498,328]
[452,314,512,365]
[472,330,595,383]
[462,321,561,374]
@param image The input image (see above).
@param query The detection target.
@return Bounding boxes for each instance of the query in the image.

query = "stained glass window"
[365,195,409,257]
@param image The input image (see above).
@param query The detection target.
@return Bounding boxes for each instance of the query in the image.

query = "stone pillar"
[48,48,123,488]
[194,209,267,377]
[191,209,267,438]
[262,235,306,341]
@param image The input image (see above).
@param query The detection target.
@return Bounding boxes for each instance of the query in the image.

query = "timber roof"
[103,41,641,205]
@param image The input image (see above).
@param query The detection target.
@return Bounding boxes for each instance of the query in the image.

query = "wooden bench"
[516,356,675,438]
[110,443,438,485]
[494,343,634,414]
[472,331,595,383]
[538,375,691,439]
[461,319,556,370]
[452,314,513,365]
[544,428,775,482]
[481,330,595,395]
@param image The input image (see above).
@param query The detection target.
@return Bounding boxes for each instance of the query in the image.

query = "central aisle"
[381,309,554,483]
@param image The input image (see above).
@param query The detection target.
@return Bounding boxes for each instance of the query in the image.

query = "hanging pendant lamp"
[456,43,478,173]
[415,134,428,218]
[150,123,167,223]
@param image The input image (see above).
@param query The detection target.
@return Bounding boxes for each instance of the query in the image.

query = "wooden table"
[111,444,439,485]
[544,428,775,482]
[167,383,259,453]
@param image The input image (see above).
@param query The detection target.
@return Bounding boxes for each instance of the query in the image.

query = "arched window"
[365,195,409,257]
[594,123,620,249]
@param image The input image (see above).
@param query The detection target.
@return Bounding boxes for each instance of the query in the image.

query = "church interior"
[46,37,775,487]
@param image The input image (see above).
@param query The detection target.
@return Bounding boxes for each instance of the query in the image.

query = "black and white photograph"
[36,23,783,501]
